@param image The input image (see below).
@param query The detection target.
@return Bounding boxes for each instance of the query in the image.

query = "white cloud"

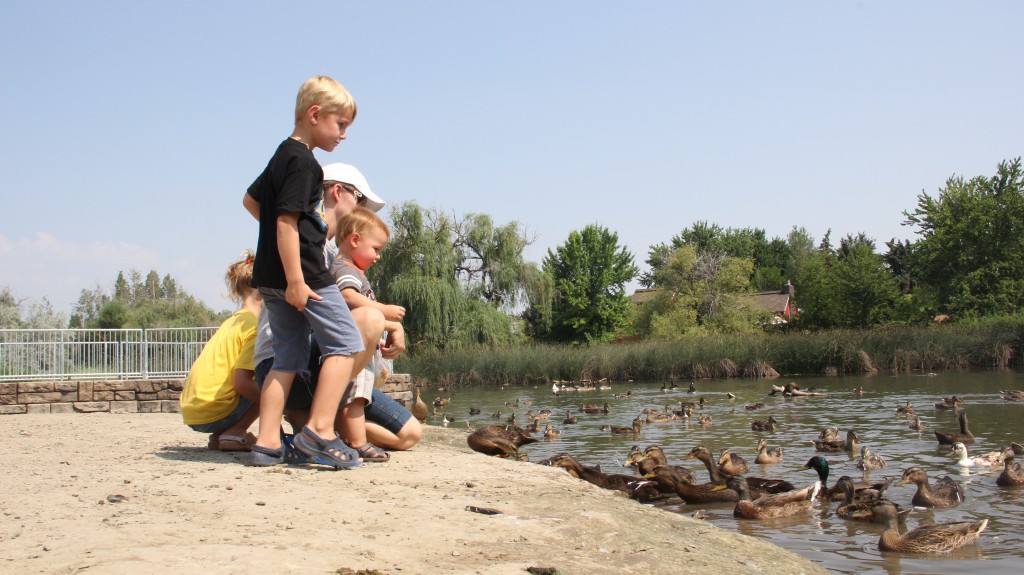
[0,232,235,316]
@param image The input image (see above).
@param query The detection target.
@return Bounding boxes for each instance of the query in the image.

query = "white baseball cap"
[321,162,386,213]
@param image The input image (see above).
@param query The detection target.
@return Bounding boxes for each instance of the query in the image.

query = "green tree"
[903,158,1024,317]
[69,284,110,328]
[370,202,541,350]
[543,224,637,343]
[1,286,23,328]
[90,269,221,328]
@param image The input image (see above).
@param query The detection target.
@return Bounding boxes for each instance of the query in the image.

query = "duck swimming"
[686,446,795,493]
[813,429,859,453]
[624,445,697,487]
[951,442,1004,468]
[750,415,778,432]
[643,465,740,504]
[934,395,965,410]
[857,446,887,471]
[718,448,749,475]
[896,466,965,507]
[997,449,1024,487]
[834,475,897,521]
[935,411,974,445]
[871,499,987,554]
[754,439,783,465]
[714,475,820,519]
[800,455,888,501]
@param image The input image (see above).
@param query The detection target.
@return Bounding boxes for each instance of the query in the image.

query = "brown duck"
[871,500,987,553]
[714,475,820,519]
[684,446,795,493]
[812,429,859,453]
[624,445,696,487]
[934,411,974,445]
[717,448,750,475]
[466,423,537,458]
[896,466,965,507]
[411,387,428,423]
[643,465,740,504]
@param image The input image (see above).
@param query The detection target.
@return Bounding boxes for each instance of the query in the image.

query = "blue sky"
[1,1,1021,317]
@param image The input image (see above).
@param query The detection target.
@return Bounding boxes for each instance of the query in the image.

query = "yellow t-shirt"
[179,309,257,425]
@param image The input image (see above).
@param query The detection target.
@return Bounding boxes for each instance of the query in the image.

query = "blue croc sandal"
[246,444,285,466]
[293,426,362,469]
[282,433,311,465]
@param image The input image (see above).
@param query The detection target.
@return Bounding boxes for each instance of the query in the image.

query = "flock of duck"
[455,382,1024,556]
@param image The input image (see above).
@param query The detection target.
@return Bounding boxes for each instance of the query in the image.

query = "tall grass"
[396,316,1024,387]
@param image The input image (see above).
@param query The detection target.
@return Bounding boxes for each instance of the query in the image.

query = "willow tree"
[370,202,544,351]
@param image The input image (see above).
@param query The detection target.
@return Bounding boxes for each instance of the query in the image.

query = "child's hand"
[382,304,406,321]
[286,281,322,312]
[381,324,406,359]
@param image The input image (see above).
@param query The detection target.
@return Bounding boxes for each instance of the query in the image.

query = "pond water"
[422,369,1024,575]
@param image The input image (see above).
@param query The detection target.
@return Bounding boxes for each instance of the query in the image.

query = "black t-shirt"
[247,138,333,290]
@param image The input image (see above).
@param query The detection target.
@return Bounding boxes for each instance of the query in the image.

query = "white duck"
[951,442,1004,468]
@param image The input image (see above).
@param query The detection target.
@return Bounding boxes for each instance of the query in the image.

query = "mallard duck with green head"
[871,500,987,553]
[800,455,888,501]
[896,466,964,507]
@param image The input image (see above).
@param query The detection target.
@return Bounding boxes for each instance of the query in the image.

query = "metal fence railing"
[0,328,217,381]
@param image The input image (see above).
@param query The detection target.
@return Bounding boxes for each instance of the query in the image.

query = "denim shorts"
[258,285,364,372]
[365,388,413,434]
[187,396,254,434]
[256,356,412,433]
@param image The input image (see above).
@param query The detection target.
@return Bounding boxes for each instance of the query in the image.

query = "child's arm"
[340,287,405,321]
[243,193,260,221]
[380,321,405,360]
[278,213,321,311]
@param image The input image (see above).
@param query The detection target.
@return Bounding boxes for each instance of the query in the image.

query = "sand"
[0,414,826,575]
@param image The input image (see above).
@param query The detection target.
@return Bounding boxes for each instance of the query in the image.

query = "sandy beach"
[0,414,825,575]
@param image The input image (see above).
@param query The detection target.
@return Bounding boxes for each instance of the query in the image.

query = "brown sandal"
[351,442,390,462]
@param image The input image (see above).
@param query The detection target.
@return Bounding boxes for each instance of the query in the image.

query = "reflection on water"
[427,370,1024,575]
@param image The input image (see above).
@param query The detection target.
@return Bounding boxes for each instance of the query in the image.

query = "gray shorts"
[258,285,364,372]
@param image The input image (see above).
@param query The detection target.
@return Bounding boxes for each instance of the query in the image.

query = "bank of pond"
[425,371,1024,575]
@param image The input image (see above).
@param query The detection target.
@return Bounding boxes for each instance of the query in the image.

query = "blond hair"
[225,249,256,304]
[294,75,357,124]
[337,207,390,242]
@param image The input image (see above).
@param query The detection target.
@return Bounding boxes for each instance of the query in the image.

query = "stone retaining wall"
[0,374,414,415]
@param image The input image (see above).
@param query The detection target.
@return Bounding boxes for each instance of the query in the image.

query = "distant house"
[629,281,797,324]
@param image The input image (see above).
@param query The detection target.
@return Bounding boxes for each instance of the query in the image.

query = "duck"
[525,409,549,421]
[951,442,1004,468]
[466,423,537,458]
[411,387,429,422]
[1001,389,1024,401]
[698,413,713,427]
[543,423,560,439]
[685,446,796,493]
[609,418,643,435]
[895,400,916,416]
[562,410,578,424]
[441,413,454,425]
[834,475,898,521]
[714,475,820,519]
[934,395,965,410]
[525,418,541,433]
[909,416,926,431]
[895,466,965,507]
[543,454,654,499]
[688,382,697,393]
[624,445,697,484]
[504,398,520,408]
[750,415,778,432]
[817,426,840,442]
[505,413,517,425]
[813,429,859,453]
[643,465,741,504]
[754,439,783,465]
[934,411,974,445]
[579,402,610,414]
[800,456,889,501]
[718,448,750,475]
[745,402,766,410]
[997,449,1024,487]
[857,446,887,471]
[433,396,450,407]
[871,499,987,554]
[468,406,481,415]
[490,410,502,419]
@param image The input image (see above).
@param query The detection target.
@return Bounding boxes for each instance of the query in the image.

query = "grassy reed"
[396,316,1024,387]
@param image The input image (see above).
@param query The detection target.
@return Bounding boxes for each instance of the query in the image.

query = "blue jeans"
[187,396,254,434]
